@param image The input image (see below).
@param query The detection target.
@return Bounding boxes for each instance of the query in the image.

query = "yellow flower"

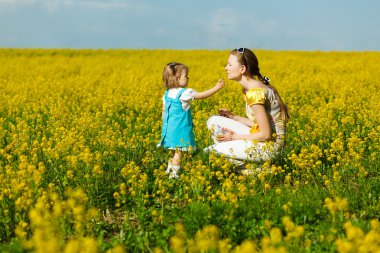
[233,240,257,253]
[324,197,348,215]
[270,227,282,244]
[106,245,125,253]
[113,192,120,199]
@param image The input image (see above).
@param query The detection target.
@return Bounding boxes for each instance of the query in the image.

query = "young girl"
[158,62,225,178]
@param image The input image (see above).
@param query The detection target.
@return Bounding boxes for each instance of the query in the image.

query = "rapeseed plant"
[0,49,379,252]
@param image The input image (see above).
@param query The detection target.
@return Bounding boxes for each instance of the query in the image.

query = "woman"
[205,48,289,163]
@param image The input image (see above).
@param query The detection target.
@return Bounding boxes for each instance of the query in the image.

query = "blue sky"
[0,0,379,51]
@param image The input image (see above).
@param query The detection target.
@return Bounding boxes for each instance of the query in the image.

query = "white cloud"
[322,37,347,51]
[254,18,277,36]
[0,0,153,14]
[48,0,152,11]
[203,8,277,36]
[154,27,165,36]
[191,8,239,48]
[0,0,35,4]
[205,8,238,35]
[80,1,146,10]
[196,8,279,48]
[42,0,62,14]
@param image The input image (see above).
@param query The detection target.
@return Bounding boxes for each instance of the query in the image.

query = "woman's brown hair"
[231,48,290,123]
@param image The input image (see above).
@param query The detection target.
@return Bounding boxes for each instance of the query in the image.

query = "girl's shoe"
[166,161,180,179]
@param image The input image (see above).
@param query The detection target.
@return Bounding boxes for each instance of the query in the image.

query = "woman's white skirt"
[205,115,281,162]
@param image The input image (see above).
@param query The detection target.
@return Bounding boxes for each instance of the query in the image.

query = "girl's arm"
[194,79,224,100]
[218,104,273,142]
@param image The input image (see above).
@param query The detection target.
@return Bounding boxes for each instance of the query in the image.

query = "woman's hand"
[219,108,235,119]
[216,128,236,142]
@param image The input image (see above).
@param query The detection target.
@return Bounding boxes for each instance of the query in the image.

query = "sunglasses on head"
[237,47,245,54]
[236,48,247,65]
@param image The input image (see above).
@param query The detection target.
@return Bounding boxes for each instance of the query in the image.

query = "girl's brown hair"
[162,62,188,89]
[231,48,290,123]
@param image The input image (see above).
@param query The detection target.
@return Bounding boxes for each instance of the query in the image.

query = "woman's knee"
[206,115,223,129]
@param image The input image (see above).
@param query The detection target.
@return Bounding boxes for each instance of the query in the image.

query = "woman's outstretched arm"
[219,108,254,128]
[217,105,272,142]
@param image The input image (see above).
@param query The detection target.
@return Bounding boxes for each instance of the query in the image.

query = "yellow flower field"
[0,49,379,252]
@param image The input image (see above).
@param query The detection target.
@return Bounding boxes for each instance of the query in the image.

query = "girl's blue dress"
[158,88,196,149]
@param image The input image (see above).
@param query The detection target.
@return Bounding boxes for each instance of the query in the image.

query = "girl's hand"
[215,79,225,90]
[219,108,235,119]
[216,128,236,142]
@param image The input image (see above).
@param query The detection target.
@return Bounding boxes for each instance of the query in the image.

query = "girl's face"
[225,54,244,80]
[177,70,189,87]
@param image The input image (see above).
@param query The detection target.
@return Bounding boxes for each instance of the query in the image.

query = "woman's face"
[225,54,243,80]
